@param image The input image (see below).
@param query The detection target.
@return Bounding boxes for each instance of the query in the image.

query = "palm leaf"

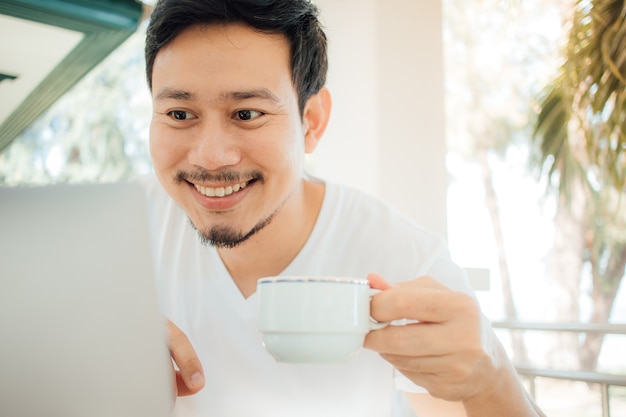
[532,0,626,193]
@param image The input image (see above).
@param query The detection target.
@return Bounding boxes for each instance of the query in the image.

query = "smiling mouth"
[193,180,249,197]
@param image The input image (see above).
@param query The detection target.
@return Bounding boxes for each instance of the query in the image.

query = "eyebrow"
[155,87,194,101]
[224,88,281,103]
[154,87,281,104]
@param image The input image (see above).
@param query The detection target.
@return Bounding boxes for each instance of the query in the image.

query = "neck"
[218,179,325,298]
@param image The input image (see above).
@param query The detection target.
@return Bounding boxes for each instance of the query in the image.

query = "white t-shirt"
[142,175,472,417]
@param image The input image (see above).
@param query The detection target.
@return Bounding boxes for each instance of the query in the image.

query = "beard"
[175,167,275,248]
[188,207,280,249]
[174,167,296,249]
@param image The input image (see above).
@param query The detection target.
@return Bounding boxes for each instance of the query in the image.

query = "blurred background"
[1,1,624,416]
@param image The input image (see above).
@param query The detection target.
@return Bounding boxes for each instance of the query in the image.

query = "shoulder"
[324,181,445,248]
[318,182,472,294]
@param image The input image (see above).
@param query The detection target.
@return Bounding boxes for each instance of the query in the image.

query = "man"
[143,0,546,416]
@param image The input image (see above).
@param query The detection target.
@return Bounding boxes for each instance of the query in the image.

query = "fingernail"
[190,372,204,388]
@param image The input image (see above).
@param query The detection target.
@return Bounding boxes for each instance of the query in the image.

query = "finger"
[391,362,472,402]
[370,283,478,323]
[170,361,197,397]
[380,347,488,378]
[367,273,392,290]
[364,322,454,356]
[367,275,455,324]
[175,372,197,397]
[365,300,485,357]
[396,275,451,291]
[381,352,494,402]
[167,320,205,396]
[367,274,447,291]
[382,352,450,376]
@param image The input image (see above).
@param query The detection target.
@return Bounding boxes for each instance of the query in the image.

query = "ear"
[302,87,332,154]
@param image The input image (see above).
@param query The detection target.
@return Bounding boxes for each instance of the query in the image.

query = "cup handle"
[368,288,389,330]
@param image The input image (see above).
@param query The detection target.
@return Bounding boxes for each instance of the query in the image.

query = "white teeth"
[194,181,248,198]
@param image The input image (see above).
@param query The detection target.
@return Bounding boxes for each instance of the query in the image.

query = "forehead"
[152,23,293,96]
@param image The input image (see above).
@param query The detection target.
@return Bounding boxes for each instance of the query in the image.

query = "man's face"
[149,24,309,248]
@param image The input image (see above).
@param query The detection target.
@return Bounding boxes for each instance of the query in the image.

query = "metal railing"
[491,321,626,417]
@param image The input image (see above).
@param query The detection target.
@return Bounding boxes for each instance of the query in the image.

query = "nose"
[188,119,241,170]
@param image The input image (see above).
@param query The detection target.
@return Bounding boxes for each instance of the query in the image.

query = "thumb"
[167,320,205,396]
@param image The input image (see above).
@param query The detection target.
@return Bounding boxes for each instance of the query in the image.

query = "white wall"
[310,0,448,238]
[309,0,380,194]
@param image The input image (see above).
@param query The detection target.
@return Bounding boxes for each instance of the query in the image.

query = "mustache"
[174,168,265,184]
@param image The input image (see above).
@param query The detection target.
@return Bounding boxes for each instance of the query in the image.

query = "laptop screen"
[0,181,173,417]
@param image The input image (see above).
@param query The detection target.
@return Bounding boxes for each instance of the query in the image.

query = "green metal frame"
[0,0,144,152]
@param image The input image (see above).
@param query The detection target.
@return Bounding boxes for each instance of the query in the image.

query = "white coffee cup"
[256,276,388,363]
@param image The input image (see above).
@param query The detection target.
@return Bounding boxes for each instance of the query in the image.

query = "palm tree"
[532,0,626,370]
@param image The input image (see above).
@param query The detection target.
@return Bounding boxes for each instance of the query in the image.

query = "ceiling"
[0,0,144,152]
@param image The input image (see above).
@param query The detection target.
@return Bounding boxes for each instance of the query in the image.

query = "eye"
[234,109,264,121]
[167,110,196,121]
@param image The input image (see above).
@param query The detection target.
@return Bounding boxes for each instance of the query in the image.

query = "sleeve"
[426,252,475,297]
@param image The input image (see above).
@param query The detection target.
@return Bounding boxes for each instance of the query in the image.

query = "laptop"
[0,181,173,417]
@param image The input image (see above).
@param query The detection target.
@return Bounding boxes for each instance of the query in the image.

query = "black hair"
[145,0,328,113]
